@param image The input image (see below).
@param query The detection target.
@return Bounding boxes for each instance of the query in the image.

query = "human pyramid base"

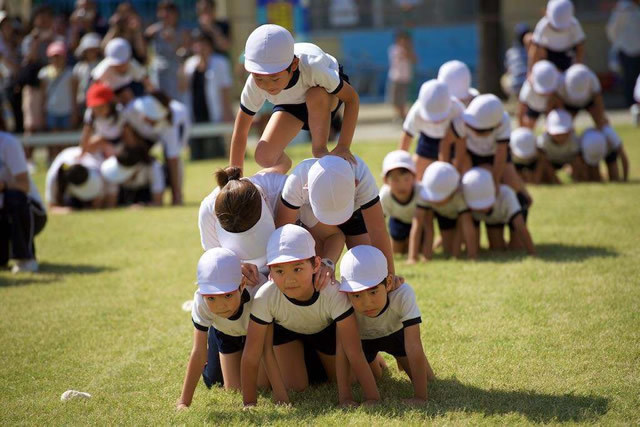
[178,1,632,408]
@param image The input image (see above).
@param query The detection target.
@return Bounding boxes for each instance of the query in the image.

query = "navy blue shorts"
[389,216,412,241]
[565,98,595,116]
[213,328,246,354]
[524,105,543,120]
[551,161,567,170]
[605,149,619,164]
[468,148,512,167]
[338,208,368,236]
[515,160,538,172]
[362,329,407,363]
[545,47,574,72]
[416,133,441,160]
[435,211,459,231]
[273,322,337,355]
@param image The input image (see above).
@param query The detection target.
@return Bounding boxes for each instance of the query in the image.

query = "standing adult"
[607,0,640,107]
[196,0,231,56]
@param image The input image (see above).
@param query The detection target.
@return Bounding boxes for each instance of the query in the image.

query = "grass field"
[1,125,639,425]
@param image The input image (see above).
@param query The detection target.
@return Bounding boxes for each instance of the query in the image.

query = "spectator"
[20,5,56,65]
[71,32,102,128]
[39,41,75,132]
[502,23,530,98]
[0,131,47,273]
[386,30,416,122]
[68,0,108,53]
[0,11,23,132]
[196,0,231,55]
[607,0,640,107]
[102,3,147,65]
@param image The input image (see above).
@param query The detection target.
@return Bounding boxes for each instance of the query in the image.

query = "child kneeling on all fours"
[338,245,434,405]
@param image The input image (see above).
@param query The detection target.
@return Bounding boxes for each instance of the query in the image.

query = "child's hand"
[241,263,260,287]
[175,399,189,410]
[314,264,336,291]
[402,397,427,406]
[330,146,357,165]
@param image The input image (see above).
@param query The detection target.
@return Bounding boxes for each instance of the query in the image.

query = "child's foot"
[11,259,38,274]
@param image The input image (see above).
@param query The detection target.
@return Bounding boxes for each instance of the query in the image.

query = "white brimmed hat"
[382,150,416,176]
[546,109,573,135]
[581,128,607,166]
[132,96,168,121]
[420,161,460,203]
[438,60,472,100]
[266,224,316,266]
[104,38,131,66]
[339,245,388,293]
[197,248,243,295]
[308,156,355,226]
[100,156,136,184]
[531,60,560,95]
[418,80,452,122]
[564,64,595,104]
[462,167,496,210]
[67,168,104,201]
[510,127,537,160]
[462,94,504,130]
[244,24,294,75]
[75,32,101,58]
[547,0,575,31]
[215,196,275,269]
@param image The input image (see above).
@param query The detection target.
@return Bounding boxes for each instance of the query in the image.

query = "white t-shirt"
[38,65,73,116]
[183,54,233,123]
[355,283,422,340]
[91,58,147,91]
[84,108,125,141]
[537,132,580,164]
[281,156,379,228]
[471,185,522,226]
[418,188,469,220]
[191,277,266,337]
[388,44,413,83]
[403,97,465,139]
[557,71,601,107]
[240,43,342,114]
[532,16,586,52]
[44,146,103,204]
[72,60,99,104]
[0,133,43,208]
[379,183,422,224]
[458,112,511,156]
[121,160,165,194]
[518,81,551,113]
[250,280,353,335]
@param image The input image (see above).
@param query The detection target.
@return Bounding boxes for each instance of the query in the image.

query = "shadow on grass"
[470,243,618,263]
[0,262,115,287]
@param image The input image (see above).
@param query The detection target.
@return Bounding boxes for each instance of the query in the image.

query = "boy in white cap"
[277,155,402,288]
[530,0,586,72]
[517,60,561,128]
[437,60,480,106]
[229,24,360,174]
[462,168,535,255]
[536,109,581,184]
[338,245,434,404]
[176,248,277,409]
[241,225,379,407]
[91,38,150,99]
[574,128,608,182]
[411,161,477,261]
[510,127,539,184]
[379,150,421,254]
[398,79,465,180]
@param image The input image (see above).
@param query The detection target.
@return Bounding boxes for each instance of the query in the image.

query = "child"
[241,225,380,406]
[437,60,479,106]
[387,30,417,121]
[517,60,561,128]
[91,37,149,99]
[574,128,608,182]
[509,127,538,183]
[462,168,535,255]
[81,83,125,154]
[530,0,585,72]
[176,248,276,409]
[411,161,477,261]
[338,245,434,404]
[229,24,360,174]
[71,32,102,127]
[379,150,421,255]
[398,79,465,179]
[535,109,581,184]
[39,41,75,131]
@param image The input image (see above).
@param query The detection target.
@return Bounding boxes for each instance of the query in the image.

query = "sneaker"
[11,259,39,274]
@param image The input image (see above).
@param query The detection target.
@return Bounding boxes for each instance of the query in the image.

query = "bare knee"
[254,140,278,167]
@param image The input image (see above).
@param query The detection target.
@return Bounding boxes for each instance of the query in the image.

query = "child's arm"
[261,324,289,404]
[438,130,455,163]
[310,223,345,290]
[275,198,299,228]
[398,131,413,151]
[511,213,536,255]
[459,211,477,260]
[176,328,208,409]
[403,324,428,402]
[422,209,435,260]
[574,42,585,64]
[241,319,278,406]
[336,314,380,403]
[331,82,359,164]
[492,143,508,188]
[408,208,427,264]
[335,335,356,406]
[229,109,254,172]
[620,146,629,182]
[361,201,395,275]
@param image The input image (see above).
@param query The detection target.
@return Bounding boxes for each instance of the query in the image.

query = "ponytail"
[214,167,262,233]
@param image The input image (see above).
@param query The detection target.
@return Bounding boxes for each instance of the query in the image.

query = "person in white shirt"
[399,80,465,180]
[517,60,561,128]
[535,109,582,184]
[607,0,640,107]
[229,25,360,174]
[338,246,434,404]
[71,32,102,126]
[575,128,628,182]
[386,30,417,121]
[529,0,586,72]
[0,132,47,273]
[437,60,480,107]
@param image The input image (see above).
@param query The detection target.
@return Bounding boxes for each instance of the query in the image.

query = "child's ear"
[312,256,322,274]
[385,274,393,292]
[291,57,299,72]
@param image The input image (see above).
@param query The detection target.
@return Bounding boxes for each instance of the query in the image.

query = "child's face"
[112,63,129,75]
[92,103,111,118]
[269,257,319,300]
[203,286,244,319]
[252,59,299,96]
[347,284,388,317]
[550,132,570,145]
[50,54,66,68]
[384,168,415,199]
[85,47,100,61]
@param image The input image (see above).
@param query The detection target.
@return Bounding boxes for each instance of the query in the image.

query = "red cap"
[86,82,114,108]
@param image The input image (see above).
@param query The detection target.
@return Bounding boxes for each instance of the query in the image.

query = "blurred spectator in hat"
[196,0,231,55]
[71,32,102,127]
[0,11,23,132]
[39,41,74,133]
[386,30,416,122]
[68,0,108,53]
[607,0,640,107]
[502,23,531,99]
[102,3,147,65]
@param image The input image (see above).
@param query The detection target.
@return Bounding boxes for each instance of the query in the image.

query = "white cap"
[418,80,452,122]
[461,167,496,210]
[215,196,275,269]
[132,96,168,121]
[531,60,560,95]
[339,245,388,293]
[100,156,136,184]
[244,24,294,75]
[266,224,316,266]
[197,248,243,295]
[68,168,104,201]
[420,161,460,203]
[438,60,472,100]
[546,109,573,135]
[564,64,594,104]
[462,94,504,130]
[509,128,537,160]
[308,156,355,226]
[581,128,607,166]
[75,32,101,58]
[547,0,575,31]
[104,38,131,66]
[382,150,416,176]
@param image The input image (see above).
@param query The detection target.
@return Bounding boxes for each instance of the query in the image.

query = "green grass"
[1,125,639,425]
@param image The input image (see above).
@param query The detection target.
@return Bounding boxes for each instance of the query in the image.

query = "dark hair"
[385,167,413,178]
[394,30,411,41]
[158,0,179,13]
[55,163,88,205]
[214,166,262,233]
[116,143,151,166]
[149,90,173,124]
[192,29,214,50]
